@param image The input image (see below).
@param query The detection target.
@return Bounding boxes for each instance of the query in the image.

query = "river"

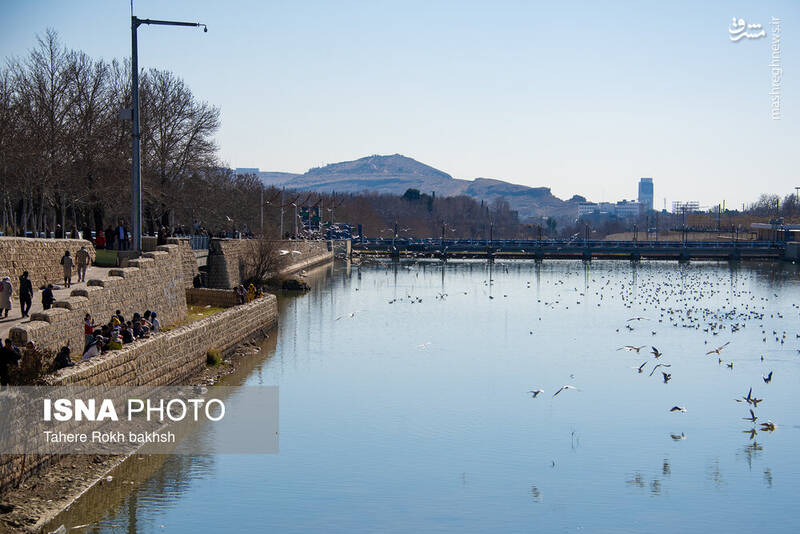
[48,259,800,533]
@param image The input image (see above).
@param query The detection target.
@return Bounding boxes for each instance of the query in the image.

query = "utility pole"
[130,14,206,251]
[260,187,264,236]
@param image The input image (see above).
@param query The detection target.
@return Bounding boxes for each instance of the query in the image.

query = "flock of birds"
[343,261,796,449]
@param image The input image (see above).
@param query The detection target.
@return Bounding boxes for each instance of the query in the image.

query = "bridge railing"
[354,238,784,251]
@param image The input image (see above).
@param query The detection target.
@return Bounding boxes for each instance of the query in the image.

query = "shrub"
[206,349,222,366]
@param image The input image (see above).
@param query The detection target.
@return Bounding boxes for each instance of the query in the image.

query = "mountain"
[236,154,580,220]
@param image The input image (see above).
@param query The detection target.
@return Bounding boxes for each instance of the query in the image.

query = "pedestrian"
[76,245,90,282]
[116,220,128,251]
[0,277,12,318]
[42,284,55,310]
[18,271,33,317]
[60,250,74,288]
[95,231,106,249]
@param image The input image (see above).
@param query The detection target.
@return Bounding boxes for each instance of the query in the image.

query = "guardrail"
[354,238,785,250]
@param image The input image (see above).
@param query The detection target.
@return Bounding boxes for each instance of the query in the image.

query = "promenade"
[0,265,113,342]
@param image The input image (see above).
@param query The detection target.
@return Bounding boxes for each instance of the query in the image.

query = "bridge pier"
[582,251,592,262]
[390,247,400,261]
[630,251,641,262]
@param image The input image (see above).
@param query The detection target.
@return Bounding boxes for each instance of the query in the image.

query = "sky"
[0,0,797,209]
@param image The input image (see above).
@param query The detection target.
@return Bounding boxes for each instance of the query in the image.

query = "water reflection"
[46,260,800,533]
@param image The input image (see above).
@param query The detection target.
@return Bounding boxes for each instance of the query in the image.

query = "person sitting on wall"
[84,313,97,344]
[120,323,134,344]
[247,283,256,302]
[0,339,22,385]
[150,311,161,333]
[53,345,75,370]
[82,336,101,360]
[114,309,125,325]
[42,284,55,310]
[234,285,245,305]
[132,318,149,339]
[106,329,123,351]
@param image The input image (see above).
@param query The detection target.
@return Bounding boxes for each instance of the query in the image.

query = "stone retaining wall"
[207,239,333,288]
[9,245,187,354]
[0,295,278,494]
[0,237,96,289]
[186,288,238,308]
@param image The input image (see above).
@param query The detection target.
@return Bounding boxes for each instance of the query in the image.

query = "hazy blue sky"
[1,1,796,209]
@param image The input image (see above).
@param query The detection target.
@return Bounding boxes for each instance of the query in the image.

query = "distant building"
[615,200,642,218]
[672,201,700,214]
[638,178,653,211]
[578,200,640,218]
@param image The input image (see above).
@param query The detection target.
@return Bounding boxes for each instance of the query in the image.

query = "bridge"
[352,238,787,262]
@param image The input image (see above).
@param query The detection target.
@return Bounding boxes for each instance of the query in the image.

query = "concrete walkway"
[0,265,114,341]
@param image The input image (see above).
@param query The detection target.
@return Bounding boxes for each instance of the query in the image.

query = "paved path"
[0,265,114,341]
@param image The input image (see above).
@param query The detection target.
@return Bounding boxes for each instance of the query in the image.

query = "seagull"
[762,371,773,384]
[618,345,646,353]
[706,341,730,355]
[743,428,757,439]
[632,361,647,373]
[670,432,686,441]
[651,346,663,358]
[627,316,650,322]
[743,409,757,423]
[553,385,580,397]
[670,406,687,413]
[760,421,776,432]
[662,372,672,383]
[649,363,672,376]
[335,311,359,320]
[527,389,544,398]
[279,249,290,256]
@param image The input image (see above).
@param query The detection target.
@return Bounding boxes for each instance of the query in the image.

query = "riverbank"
[0,327,272,533]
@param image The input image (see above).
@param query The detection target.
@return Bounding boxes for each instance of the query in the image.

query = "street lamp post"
[131,16,206,251]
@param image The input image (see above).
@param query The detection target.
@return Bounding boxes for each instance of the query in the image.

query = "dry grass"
[162,304,225,331]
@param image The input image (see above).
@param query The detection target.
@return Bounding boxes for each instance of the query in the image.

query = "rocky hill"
[237,154,580,221]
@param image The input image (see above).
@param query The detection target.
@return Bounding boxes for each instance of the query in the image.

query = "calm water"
[50,260,800,533]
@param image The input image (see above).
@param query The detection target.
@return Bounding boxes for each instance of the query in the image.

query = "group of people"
[234,283,263,305]
[77,309,161,363]
[0,246,91,320]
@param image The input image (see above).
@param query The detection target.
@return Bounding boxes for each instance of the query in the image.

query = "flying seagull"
[627,316,650,322]
[743,409,757,423]
[651,346,663,358]
[553,385,580,397]
[618,345,646,353]
[527,389,544,398]
[670,406,687,413]
[632,361,647,373]
[762,371,773,384]
[662,372,672,384]
[706,341,731,355]
[649,363,672,376]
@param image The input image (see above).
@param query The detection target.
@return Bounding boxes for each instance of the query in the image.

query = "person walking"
[42,284,55,310]
[18,271,33,317]
[0,277,12,318]
[60,250,74,288]
[75,245,90,282]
